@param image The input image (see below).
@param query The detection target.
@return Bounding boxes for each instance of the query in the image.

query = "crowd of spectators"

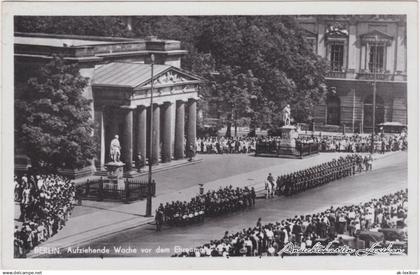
[174,189,408,257]
[197,131,407,156]
[297,132,407,153]
[195,137,256,154]
[265,154,368,197]
[156,186,256,228]
[14,174,76,258]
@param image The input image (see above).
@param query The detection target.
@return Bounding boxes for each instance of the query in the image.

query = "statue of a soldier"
[110,135,121,163]
[282,104,291,126]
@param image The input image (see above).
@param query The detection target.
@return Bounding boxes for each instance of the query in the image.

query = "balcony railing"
[356,72,394,81]
[326,70,407,81]
[326,71,347,78]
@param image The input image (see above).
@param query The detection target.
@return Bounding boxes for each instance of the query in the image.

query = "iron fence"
[78,177,156,203]
[296,142,320,157]
[255,142,319,157]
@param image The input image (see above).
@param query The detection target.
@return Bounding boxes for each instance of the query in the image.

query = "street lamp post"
[145,54,155,217]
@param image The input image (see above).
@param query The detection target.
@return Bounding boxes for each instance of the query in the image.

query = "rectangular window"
[368,44,385,73]
[330,43,344,72]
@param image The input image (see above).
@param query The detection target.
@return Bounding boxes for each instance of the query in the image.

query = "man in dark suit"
[135,153,144,172]
[155,209,163,232]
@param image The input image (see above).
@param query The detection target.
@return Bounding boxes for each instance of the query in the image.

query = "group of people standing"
[174,189,407,257]
[14,174,77,258]
[155,186,256,230]
[297,132,408,153]
[195,137,256,155]
[264,154,368,197]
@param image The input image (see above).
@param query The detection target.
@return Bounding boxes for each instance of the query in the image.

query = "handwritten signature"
[278,242,406,256]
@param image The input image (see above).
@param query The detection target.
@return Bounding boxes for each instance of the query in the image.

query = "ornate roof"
[92,62,203,90]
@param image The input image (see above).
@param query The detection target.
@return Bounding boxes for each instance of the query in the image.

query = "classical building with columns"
[296,15,407,133]
[91,62,201,173]
[14,32,203,178]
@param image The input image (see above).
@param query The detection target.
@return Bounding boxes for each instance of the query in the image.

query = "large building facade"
[15,32,202,177]
[297,15,407,133]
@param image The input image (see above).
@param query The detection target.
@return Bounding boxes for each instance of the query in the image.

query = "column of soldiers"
[273,154,364,196]
[155,186,256,228]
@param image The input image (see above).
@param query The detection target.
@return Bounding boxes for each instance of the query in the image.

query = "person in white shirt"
[265,180,272,199]
[266,228,274,240]
[300,238,307,249]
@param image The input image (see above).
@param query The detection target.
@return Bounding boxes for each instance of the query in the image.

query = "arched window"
[363,95,384,130]
[326,94,341,125]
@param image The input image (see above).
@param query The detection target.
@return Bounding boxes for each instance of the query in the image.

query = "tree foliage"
[194,16,328,129]
[209,66,259,136]
[15,16,132,37]
[15,55,96,172]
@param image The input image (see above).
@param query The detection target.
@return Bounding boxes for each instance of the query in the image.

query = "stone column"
[99,108,106,168]
[317,20,326,57]
[152,104,160,164]
[347,23,357,77]
[174,100,185,159]
[396,23,406,73]
[366,43,371,72]
[135,105,147,160]
[161,102,172,163]
[122,108,133,171]
[360,44,366,71]
[187,99,197,153]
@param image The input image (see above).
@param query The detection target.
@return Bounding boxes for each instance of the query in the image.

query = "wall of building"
[298,15,407,132]
[298,15,407,75]
[314,78,407,132]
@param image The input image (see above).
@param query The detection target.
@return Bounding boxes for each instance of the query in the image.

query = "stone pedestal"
[105,162,125,190]
[279,125,298,147]
[277,125,299,157]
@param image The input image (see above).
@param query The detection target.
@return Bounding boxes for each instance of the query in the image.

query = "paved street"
[44,151,407,258]
[29,152,345,257]
[69,154,310,218]
[135,153,320,196]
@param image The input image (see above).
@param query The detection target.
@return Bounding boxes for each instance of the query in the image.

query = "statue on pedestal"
[282,104,291,126]
[110,135,121,163]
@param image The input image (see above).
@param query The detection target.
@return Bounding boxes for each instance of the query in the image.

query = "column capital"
[176,99,189,104]
[188,97,199,102]
[120,105,137,110]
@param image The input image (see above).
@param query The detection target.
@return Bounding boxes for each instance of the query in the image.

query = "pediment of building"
[150,70,197,87]
[359,29,394,45]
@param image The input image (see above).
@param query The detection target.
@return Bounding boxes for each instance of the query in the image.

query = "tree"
[210,66,259,137]
[195,16,329,129]
[14,16,132,37]
[15,55,96,172]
